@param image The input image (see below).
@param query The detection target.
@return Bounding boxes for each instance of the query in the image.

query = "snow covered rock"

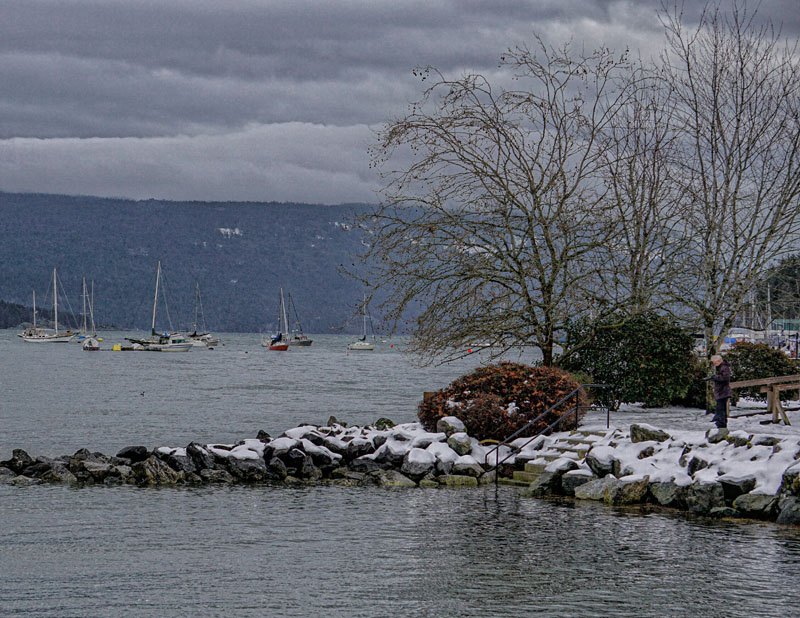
[630,424,671,443]
[585,447,618,478]
[436,416,466,437]
[707,427,729,443]
[227,456,269,482]
[719,477,757,502]
[561,470,596,496]
[401,448,436,479]
[452,455,484,478]
[425,441,459,475]
[605,475,650,505]
[446,432,472,456]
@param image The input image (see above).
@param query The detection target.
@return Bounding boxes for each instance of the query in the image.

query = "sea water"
[1,330,799,616]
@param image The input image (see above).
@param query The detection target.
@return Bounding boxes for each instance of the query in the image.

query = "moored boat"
[18,269,76,343]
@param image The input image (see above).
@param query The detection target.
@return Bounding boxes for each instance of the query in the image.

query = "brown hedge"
[418,362,585,441]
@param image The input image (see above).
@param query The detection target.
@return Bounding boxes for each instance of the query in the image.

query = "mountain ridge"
[0,191,380,333]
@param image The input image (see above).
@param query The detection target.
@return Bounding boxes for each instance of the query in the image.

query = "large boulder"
[401,448,436,479]
[605,475,650,506]
[439,474,478,487]
[648,481,688,509]
[574,476,620,501]
[1,449,35,474]
[115,446,150,463]
[265,457,288,481]
[686,481,726,515]
[154,449,198,475]
[561,471,596,496]
[186,443,217,471]
[131,456,184,485]
[200,468,235,484]
[227,456,269,482]
[733,493,777,519]
[585,448,618,478]
[719,477,757,504]
[630,424,671,443]
[349,456,388,474]
[780,461,800,498]
[436,416,466,437]
[776,496,800,526]
[40,465,78,484]
[452,455,484,478]
[706,427,729,444]
[446,433,472,456]
[523,471,563,497]
[375,470,417,488]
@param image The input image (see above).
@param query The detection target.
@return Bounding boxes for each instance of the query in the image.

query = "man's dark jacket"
[712,360,732,400]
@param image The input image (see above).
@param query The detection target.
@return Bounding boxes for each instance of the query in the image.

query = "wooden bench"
[729,375,800,425]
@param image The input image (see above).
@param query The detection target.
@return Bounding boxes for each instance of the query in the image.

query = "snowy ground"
[581,399,800,438]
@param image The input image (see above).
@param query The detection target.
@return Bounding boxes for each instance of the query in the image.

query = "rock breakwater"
[3,417,799,526]
[0,416,498,490]
[520,423,800,526]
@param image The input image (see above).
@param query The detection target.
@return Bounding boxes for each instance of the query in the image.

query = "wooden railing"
[729,375,800,426]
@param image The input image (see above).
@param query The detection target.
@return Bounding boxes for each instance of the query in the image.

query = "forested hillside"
[0,192,378,333]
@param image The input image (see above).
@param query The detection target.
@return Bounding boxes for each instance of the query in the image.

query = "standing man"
[708,354,732,428]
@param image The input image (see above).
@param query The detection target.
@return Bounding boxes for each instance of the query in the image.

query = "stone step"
[572,430,608,439]
[556,445,590,456]
[512,470,542,483]
[524,461,547,474]
[564,437,597,446]
[498,477,531,488]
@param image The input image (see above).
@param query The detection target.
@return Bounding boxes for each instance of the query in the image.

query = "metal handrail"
[483,383,610,481]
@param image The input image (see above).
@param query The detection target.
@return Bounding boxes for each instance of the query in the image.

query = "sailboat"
[348,294,375,351]
[18,269,76,343]
[186,282,219,348]
[80,278,101,351]
[263,287,290,351]
[126,261,192,352]
[287,292,312,347]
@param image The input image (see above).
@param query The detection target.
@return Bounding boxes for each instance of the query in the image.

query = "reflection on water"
[2,330,800,616]
[1,484,799,617]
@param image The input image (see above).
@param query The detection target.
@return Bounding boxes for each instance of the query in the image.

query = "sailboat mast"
[193,282,199,332]
[280,287,289,334]
[151,261,161,335]
[362,293,367,338]
[90,280,96,335]
[32,290,37,329]
[82,277,87,335]
[53,268,58,333]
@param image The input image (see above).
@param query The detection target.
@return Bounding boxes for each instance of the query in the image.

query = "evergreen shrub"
[560,312,694,409]
[671,354,709,409]
[723,342,798,402]
[417,362,584,442]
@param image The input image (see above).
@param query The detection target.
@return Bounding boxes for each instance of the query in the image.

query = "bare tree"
[660,1,800,358]
[361,40,637,366]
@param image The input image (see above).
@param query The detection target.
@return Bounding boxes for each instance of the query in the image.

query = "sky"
[1,0,798,205]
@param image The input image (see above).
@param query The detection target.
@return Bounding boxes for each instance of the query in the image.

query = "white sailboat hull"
[348,340,374,351]
[19,330,75,343]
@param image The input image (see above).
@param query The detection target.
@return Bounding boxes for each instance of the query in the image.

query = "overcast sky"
[1,0,797,205]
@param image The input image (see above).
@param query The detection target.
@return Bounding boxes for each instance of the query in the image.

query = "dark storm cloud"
[0,0,795,203]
